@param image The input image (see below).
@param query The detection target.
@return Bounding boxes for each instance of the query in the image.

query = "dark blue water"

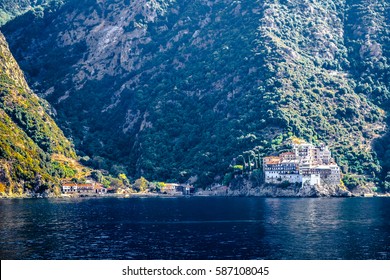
[0,197,389,260]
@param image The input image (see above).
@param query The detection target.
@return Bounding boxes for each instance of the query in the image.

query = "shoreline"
[1,192,389,199]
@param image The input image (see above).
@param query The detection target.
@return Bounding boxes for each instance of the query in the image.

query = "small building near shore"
[61,182,106,194]
[77,184,94,193]
[176,185,195,195]
[94,184,107,194]
[62,183,78,193]
[161,183,180,194]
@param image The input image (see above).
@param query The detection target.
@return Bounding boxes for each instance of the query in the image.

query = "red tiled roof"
[264,156,281,164]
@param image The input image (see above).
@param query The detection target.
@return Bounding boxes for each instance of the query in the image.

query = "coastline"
[1,190,389,199]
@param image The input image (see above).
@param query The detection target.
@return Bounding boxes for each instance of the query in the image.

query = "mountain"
[0,0,62,26]
[1,0,389,190]
[0,31,80,195]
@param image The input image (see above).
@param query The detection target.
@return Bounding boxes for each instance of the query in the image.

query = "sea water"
[0,197,389,259]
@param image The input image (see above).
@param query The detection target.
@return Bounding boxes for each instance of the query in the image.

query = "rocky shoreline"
[1,188,389,199]
[0,176,388,199]
[226,177,386,198]
[226,185,384,197]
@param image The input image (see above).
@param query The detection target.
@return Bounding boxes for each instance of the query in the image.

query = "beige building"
[61,182,107,194]
[263,141,341,187]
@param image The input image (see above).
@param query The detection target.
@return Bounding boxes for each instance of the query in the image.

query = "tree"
[91,170,103,183]
[384,172,390,191]
[236,155,247,172]
[155,182,166,192]
[233,165,244,172]
[118,173,130,186]
[0,182,7,193]
[134,177,148,192]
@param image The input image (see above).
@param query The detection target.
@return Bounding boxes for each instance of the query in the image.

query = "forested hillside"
[1,0,389,190]
[0,0,62,26]
[0,32,79,195]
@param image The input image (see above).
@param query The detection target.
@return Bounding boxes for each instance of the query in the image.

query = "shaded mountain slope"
[1,0,389,189]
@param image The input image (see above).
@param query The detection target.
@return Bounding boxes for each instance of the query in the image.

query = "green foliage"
[233,165,243,171]
[249,169,264,186]
[383,172,390,191]
[90,170,103,183]
[342,175,363,190]
[0,0,65,26]
[134,176,149,192]
[154,181,166,192]
[280,181,291,189]
[1,0,389,191]
[51,161,76,178]
[222,172,233,186]
[0,32,77,193]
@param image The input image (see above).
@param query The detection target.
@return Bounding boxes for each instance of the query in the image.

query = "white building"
[263,141,341,187]
[61,182,107,194]
[302,174,321,187]
[62,183,78,193]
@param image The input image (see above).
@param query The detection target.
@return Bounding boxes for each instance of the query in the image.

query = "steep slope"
[0,32,77,195]
[1,0,388,189]
[0,0,63,26]
[0,0,31,25]
[255,0,386,181]
[343,0,390,188]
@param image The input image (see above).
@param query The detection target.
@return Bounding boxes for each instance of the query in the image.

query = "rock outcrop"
[228,176,356,197]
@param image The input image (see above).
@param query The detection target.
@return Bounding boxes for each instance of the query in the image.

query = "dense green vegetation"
[0,0,64,26]
[0,32,77,194]
[343,0,390,190]
[1,0,389,191]
[249,0,388,190]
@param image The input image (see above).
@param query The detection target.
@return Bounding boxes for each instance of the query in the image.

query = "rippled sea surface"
[0,197,389,259]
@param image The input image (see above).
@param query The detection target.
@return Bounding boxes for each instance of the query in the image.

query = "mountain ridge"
[1,0,389,190]
[0,31,80,195]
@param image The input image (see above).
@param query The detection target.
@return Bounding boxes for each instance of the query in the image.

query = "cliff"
[0,31,77,195]
[227,176,374,197]
[1,0,389,191]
